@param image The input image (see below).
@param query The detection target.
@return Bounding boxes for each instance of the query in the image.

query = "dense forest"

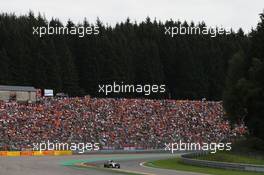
[0,12,246,99]
[0,11,264,140]
[223,12,264,141]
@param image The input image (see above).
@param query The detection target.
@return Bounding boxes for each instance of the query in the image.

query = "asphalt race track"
[0,153,205,175]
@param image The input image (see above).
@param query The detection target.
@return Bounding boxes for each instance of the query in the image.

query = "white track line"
[77,162,155,175]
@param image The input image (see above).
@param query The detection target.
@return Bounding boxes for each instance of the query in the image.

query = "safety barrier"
[43,150,55,156]
[0,151,7,156]
[181,152,264,173]
[6,151,20,157]
[54,150,72,156]
[0,150,72,157]
[33,151,44,156]
[20,151,33,156]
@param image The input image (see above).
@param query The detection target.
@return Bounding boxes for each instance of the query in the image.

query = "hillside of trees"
[223,12,264,141]
[0,12,246,99]
[0,11,264,141]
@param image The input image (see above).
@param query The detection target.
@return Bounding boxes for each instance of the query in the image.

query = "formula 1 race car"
[104,160,121,168]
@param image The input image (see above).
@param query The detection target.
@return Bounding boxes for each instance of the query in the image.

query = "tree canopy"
[0,12,245,99]
[223,11,264,140]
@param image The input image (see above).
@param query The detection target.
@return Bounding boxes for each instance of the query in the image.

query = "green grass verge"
[196,151,264,165]
[145,158,264,175]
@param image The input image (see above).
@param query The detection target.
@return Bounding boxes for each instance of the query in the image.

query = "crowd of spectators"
[0,97,246,150]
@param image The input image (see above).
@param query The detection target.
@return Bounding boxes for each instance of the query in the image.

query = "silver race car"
[104,160,120,168]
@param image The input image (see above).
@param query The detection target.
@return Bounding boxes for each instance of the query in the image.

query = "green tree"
[224,11,264,141]
[0,48,10,84]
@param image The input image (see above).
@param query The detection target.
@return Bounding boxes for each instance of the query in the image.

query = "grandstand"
[0,97,246,151]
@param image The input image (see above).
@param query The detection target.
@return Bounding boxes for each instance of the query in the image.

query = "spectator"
[0,98,246,150]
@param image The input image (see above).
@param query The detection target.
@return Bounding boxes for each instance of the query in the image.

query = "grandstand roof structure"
[0,85,36,92]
